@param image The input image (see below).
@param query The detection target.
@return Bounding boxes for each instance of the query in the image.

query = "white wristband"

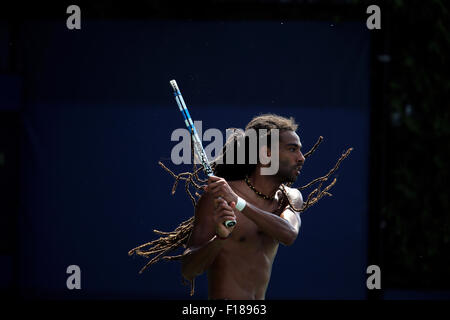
[235,196,246,211]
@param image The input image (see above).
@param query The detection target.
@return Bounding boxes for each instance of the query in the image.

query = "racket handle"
[224,220,236,228]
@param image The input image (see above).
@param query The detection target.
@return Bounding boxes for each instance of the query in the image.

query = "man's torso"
[208,180,291,300]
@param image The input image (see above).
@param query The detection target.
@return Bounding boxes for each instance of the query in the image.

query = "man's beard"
[277,160,300,184]
[280,170,298,184]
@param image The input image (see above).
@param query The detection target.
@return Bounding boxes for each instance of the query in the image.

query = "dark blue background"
[3,19,370,299]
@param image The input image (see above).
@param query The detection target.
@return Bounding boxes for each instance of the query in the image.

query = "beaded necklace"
[244,175,277,201]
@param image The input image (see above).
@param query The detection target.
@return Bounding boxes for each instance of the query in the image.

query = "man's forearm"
[241,202,297,245]
[181,235,224,281]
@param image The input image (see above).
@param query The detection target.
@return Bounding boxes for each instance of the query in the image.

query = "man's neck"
[248,168,282,199]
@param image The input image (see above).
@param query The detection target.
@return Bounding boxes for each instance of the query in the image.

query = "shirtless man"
[181,114,305,300]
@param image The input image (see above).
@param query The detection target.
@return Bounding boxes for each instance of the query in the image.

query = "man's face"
[275,130,305,183]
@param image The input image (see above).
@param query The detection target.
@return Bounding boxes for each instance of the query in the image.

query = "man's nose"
[298,152,305,164]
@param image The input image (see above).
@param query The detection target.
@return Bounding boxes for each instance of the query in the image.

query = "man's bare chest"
[226,209,278,252]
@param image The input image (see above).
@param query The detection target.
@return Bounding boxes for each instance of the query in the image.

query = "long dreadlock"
[128,115,353,295]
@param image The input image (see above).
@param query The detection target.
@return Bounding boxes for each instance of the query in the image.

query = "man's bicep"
[280,209,301,232]
[186,192,216,248]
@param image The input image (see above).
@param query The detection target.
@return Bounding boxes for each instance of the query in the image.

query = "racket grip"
[224,220,236,228]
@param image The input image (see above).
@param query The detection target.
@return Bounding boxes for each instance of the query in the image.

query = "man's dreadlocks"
[128,114,353,295]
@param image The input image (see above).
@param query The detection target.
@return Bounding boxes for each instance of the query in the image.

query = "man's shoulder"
[228,179,244,189]
[282,185,302,197]
[282,185,303,206]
